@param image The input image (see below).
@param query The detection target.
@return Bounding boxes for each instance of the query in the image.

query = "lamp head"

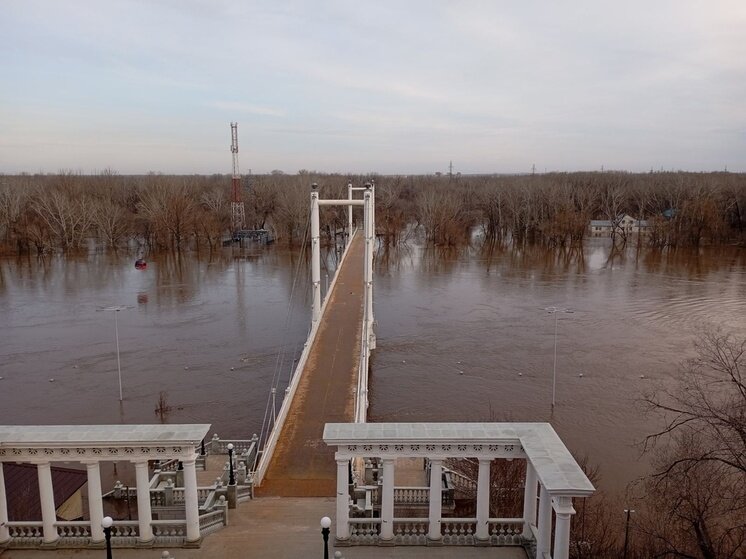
[102,516,113,529]
[227,443,234,451]
[320,516,332,529]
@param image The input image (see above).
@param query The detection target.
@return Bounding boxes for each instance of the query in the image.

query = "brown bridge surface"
[257,234,365,497]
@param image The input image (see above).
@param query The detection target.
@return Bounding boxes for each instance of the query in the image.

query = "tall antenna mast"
[230,122,245,234]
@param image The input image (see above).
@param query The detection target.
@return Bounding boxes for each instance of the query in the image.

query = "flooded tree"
[636,329,746,558]
[0,171,743,254]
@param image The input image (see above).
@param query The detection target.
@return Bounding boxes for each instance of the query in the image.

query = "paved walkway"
[258,235,366,497]
[0,497,526,559]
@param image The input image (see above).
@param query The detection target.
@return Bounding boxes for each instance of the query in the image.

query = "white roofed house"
[589,214,650,237]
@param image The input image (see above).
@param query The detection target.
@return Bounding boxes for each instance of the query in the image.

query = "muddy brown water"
[1,240,744,494]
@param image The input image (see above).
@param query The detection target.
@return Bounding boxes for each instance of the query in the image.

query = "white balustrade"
[394,487,429,505]
[348,519,380,544]
[488,519,525,545]
[393,518,428,544]
[441,519,477,545]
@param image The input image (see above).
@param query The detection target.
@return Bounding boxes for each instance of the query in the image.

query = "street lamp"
[101,516,113,559]
[623,508,635,559]
[227,443,235,486]
[320,516,331,559]
[97,306,131,401]
[545,306,574,408]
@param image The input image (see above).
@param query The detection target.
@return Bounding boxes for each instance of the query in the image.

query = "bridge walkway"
[257,234,365,497]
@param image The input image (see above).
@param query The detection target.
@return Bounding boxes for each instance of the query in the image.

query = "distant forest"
[0,171,744,255]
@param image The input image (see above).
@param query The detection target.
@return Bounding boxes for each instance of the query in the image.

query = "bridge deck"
[258,234,365,497]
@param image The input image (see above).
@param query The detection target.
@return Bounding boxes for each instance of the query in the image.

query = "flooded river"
[1,239,744,492]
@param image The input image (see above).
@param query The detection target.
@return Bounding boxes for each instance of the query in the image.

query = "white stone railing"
[440,518,477,544]
[444,467,477,493]
[393,487,429,506]
[199,508,227,537]
[348,518,381,544]
[6,521,43,541]
[236,484,253,502]
[1,510,228,550]
[206,434,259,457]
[392,518,428,544]
[488,518,524,545]
[55,521,92,539]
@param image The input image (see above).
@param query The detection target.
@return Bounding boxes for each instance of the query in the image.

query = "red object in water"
[135,259,147,270]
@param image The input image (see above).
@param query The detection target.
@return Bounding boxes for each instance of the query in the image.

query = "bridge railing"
[254,229,361,486]
[354,278,372,424]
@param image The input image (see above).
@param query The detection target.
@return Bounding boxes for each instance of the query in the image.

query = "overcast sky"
[1,1,744,174]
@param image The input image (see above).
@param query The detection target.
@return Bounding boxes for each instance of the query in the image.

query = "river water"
[1,239,744,493]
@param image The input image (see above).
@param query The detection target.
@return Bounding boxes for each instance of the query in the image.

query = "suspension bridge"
[253,182,376,496]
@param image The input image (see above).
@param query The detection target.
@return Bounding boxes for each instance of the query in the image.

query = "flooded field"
[1,239,744,493]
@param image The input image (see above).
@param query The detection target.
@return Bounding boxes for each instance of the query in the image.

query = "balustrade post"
[552,496,574,559]
[335,459,350,540]
[427,458,442,542]
[183,459,200,543]
[0,463,10,544]
[537,483,552,557]
[380,459,395,542]
[475,458,491,542]
[134,460,154,543]
[84,461,105,543]
[522,461,538,539]
[37,462,59,544]
[165,479,174,506]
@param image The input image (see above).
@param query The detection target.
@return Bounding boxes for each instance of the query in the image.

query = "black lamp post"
[227,443,236,485]
[101,516,113,559]
[320,516,331,559]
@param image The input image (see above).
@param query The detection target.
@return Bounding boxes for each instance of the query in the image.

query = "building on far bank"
[589,214,650,236]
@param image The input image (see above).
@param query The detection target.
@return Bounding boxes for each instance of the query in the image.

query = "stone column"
[336,459,350,540]
[522,461,538,538]
[537,483,552,557]
[0,463,10,544]
[134,460,154,543]
[427,459,442,542]
[380,459,395,542]
[475,458,491,542]
[183,459,200,543]
[84,462,105,543]
[553,497,574,559]
[37,462,59,544]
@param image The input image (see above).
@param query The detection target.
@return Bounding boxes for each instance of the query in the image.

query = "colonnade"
[334,457,574,557]
[0,424,210,548]
[324,422,594,556]
[0,458,200,545]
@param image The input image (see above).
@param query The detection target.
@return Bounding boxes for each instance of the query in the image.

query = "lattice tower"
[230,122,245,233]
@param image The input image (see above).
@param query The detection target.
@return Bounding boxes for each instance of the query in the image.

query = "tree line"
[0,171,744,255]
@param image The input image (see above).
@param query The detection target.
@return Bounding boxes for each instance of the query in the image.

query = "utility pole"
[532,164,536,175]
[623,508,635,558]
[230,122,245,236]
[449,160,453,179]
